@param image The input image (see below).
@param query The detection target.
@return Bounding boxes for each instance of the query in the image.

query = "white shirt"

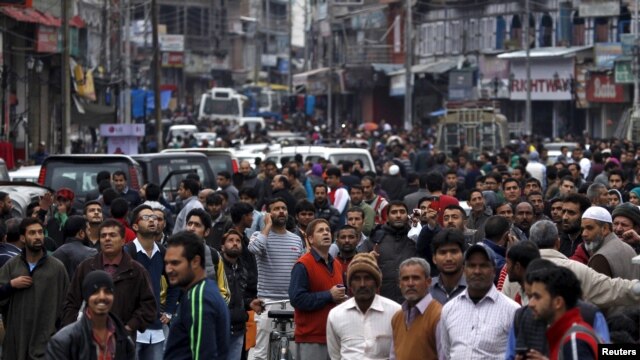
[439,286,519,360]
[326,295,401,360]
[132,239,165,344]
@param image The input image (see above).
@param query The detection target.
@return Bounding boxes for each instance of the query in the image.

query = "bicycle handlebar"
[262,299,290,306]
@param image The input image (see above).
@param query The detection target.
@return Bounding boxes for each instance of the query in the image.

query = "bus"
[197,88,245,123]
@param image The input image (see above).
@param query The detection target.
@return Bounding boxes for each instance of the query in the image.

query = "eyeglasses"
[139,214,159,221]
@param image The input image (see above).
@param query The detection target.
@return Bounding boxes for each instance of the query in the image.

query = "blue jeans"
[136,341,164,360]
[227,332,245,360]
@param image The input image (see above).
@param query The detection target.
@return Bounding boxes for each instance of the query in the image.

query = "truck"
[197,87,245,124]
[434,102,509,156]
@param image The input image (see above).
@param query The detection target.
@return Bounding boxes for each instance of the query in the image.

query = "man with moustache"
[46,270,136,359]
[360,201,417,303]
[513,202,535,239]
[163,231,230,359]
[439,243,519,359]
[326,253,400,359]
[391,257,443,360]
[289,218,345,359]
[62,219,156,337]
[293,199,316,249]
[248,198,304,360]
[313,184,341,233]
[559,193,591,258]
[526,264,598,360]
[429,229,467,305]
[0,218,69,360]
[333,225,359,271]
[83,200,104,249]
[348,185,375,236]
[611,203,640,253]
[221,230,262,360]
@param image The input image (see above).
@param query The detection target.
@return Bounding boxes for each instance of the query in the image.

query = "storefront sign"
[448,70,474,100]
[586,73,626,103]
[594,43,622,69]
[160,34,184,52]
[510,58,574,101]
[36,25,58,53]
[162,52,184,68]
[615,61,634,84]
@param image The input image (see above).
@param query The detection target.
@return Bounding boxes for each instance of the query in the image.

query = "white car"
[9,165,41,183]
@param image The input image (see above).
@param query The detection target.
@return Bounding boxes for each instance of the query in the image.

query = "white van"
[166,124,198,146]
[265,146,375,172]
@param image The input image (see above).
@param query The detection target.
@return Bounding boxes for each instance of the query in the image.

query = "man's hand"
[329,285,346,303]
[10,276,33,289]
[160,313,172,324]
[525,349,549,360]
[426,208,438,228]
[39,192,53,211]
[621,229,640,245]
[370,243,380,259]
[249,298,264,314]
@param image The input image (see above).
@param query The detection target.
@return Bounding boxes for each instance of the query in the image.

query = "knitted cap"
[56,187,75,202]
[82,270,114,301]
[612,203,640,227]
[582,206,612,224]
[347,253,382,288]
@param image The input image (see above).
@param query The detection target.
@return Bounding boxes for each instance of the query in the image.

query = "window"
[540,13,553,47]
[594,17,609,43]
[572,10,585,46]
[511,15,522,47]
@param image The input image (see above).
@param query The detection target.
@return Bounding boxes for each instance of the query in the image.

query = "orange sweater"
[294,253,343,343]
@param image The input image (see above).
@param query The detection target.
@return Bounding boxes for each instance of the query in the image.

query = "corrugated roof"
[497,45,593,59]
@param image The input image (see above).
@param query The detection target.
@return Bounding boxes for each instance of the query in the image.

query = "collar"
[540,248,567,259]
[133,238,160,258]
[4,243,20,252]
[102,251,123,266]
[546,307,584,345]
[121,186,130,194]
[310,247,333,265]
[482,239,506,257]
[402,293,434,315]
[433,273,467,291]
[344,294,385,313]
[460,284,499,304]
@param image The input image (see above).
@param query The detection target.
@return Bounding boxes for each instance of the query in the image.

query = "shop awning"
[372,63,403,75]
[292,67,329,86]
[497,45,593,59]
[0,6,85,28]
[412,59,459,74]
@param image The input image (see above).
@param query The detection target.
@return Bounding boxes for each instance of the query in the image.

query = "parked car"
[0,181,54,218]
[265,146,376,171]
[9,165,41,183]
[161,147,238,174]
[544,142,579,164]
[132,152,216,205]
[38,154,143,204]
[0,159,10,181]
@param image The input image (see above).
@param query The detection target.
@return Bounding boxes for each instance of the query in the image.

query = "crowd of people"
[2,134,640,359]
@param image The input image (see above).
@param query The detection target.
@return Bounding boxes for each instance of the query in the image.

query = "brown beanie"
[347,253,382,288]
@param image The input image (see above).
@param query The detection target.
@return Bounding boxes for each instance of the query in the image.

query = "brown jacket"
[61,251,156,334]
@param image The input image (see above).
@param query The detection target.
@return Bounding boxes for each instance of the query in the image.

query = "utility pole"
[266,0,271,86]
[303,0,309,72]
[634,0,639,115]
[404,0,413,131]
[524,0,532,136]
[61,0,71,153]
[327,0,333,133]
[288,0,293,95]
[123,0,132,123]
[152,0,163,150]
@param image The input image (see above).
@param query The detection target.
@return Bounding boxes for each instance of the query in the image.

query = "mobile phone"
[515,347,528,358]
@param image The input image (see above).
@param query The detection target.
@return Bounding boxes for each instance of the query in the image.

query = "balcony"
[258,16,289,34]
[343,45,393,65]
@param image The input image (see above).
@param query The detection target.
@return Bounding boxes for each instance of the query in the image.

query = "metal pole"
[266,0,271,86]
[62,0,71,153]
[288,0,293,95]
[303,0,309,72]
[327,0,333,133]
[152,0,163,150]
[404,0,413,131]
[634,0,639,111]
[524,0,532,136]
[124,0,132,124]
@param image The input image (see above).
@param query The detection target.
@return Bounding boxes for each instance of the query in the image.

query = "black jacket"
[51,238,99,280]
[223,255,257,335]
[46,313,135,360]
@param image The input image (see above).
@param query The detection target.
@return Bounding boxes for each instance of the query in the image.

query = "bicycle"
[264,299,295,360]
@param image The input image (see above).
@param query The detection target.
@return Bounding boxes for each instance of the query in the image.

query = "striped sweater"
[248,230,304,299]
[163,278,230,360]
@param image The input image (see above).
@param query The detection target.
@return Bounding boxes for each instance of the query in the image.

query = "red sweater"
[546,307,598,360]
[294,252,343,343]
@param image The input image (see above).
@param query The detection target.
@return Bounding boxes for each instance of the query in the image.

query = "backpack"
[557,323,601,360]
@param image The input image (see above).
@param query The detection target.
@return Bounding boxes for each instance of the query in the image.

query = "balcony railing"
[258,16,289,33]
